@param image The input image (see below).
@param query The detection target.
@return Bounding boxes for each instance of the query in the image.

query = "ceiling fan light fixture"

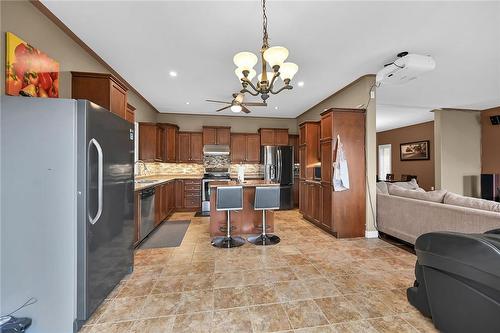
[235,67,256,81]
[279,62,299,82]
[230,104,242,113]
[263,46,289,70]
[233,52,258,71]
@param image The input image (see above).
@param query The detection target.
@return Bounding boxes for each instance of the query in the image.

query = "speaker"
[490,115,500,125]
[481,174,500,202]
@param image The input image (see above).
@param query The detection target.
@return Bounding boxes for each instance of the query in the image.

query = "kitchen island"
[210,180,279,236]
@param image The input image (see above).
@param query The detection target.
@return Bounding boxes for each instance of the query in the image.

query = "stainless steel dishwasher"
[139,187,156,241]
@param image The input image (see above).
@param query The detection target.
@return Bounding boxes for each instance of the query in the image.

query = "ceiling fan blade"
[242,102,267,106]
[215,105,231,112]
[206,99,231,104]
[241,106,252,114]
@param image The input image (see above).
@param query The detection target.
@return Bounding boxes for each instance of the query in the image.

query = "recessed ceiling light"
[185,102,190,105]
[274,106,279,110]
[169,71,178,77]
[297,81,304,87]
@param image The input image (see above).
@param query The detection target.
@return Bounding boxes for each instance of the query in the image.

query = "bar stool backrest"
[254,186,280,210]
[216,186,243,211]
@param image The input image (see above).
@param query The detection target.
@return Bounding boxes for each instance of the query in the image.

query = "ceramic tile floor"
[80,210,439,333]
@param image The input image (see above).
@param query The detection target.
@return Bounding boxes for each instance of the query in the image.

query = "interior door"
[83,101,134,319]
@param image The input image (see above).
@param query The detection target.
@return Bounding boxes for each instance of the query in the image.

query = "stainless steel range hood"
[203,144,230,155]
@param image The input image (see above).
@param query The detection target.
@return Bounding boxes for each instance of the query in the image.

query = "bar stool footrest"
[247,234,281,246]
[211,236,246,248]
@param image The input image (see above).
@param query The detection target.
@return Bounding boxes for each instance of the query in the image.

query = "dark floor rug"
[139,220,190,249]
[194,211,210,217]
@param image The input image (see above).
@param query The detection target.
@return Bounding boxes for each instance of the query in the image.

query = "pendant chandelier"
[233,0,298,102]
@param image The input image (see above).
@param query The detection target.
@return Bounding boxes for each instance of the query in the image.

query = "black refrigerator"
[261,145,294,209]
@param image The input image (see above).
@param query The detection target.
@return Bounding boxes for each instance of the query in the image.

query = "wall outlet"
[370,90,375,99]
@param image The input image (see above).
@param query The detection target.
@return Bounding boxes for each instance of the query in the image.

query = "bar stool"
[248,186,281,246]
[211,186,246,248]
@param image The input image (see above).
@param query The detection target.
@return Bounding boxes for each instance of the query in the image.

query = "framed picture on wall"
[400,140,430,161]
[5,32,59,98]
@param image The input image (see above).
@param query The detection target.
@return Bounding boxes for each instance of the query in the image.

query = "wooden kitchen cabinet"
[258,128,289,146]
[138,122,158,161]
[230,133,260,163]
[159,123,178,163]
[321,183,332,231]
[299,180,306,214]
[203,126,231,145]
[298,122,320,180]
[156,126,165,161]
[126,103,135,123]
[289,134,299,163]
[320,140,332,183]
[177,132,203,163]
[154,181,176,226]
[71,72,128,120]
[175,179,201,211]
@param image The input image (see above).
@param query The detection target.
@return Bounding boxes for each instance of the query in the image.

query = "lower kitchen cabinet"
[301,181,321,225]
[175,179,201,211]
[154,180,176,226]
[321,183,332,231]
[292,177,299,208]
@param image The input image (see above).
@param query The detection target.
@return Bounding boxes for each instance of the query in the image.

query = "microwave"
[313,166,321,180]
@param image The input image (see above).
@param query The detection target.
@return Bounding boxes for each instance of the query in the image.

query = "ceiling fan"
[206,93,267,114]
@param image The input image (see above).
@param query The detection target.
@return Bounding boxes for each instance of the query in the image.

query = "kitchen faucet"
[135,160,149,176]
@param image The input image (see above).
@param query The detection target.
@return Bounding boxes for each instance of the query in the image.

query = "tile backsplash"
[138,161,263,177]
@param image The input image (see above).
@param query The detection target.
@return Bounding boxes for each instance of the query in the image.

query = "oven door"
[202,179,230,212]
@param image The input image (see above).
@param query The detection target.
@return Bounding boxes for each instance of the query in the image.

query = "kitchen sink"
[134,179,158,184]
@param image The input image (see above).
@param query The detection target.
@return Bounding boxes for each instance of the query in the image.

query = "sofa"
[376,180,500,244]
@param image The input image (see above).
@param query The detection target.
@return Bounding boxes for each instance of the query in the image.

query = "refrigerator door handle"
[277,149,282,182]
[88,138,103,225]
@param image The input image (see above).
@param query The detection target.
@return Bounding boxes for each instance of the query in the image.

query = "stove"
[202,168,232,212]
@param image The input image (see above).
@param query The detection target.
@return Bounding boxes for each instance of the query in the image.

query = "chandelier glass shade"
[233,0,298,102]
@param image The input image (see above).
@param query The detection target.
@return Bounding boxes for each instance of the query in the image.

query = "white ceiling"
[42,1,500,126]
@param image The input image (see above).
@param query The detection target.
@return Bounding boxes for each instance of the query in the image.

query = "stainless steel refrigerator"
[1,96,134,333]
[261,145,294,209]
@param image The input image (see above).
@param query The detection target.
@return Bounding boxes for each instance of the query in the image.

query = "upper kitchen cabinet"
[259,128,289,146]
[71,72,128,120]
[289,134,299,163]
[203,126,231,145]
[178,132,203,163]
[126,103,135,124]
[298,122,320,180]
[159,123,178,163]
[230,133,260,163]
[138,122,158,161]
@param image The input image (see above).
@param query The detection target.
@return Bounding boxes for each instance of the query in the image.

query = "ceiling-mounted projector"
[376,52,436,86]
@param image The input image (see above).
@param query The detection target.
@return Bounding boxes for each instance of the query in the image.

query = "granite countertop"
[134,174,203,191]
[210,179,279,188]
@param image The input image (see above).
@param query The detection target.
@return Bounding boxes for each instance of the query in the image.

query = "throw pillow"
[392,178,420,190]
[444,192,500,213]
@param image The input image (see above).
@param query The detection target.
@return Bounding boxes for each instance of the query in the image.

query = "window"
[378,144,392,180]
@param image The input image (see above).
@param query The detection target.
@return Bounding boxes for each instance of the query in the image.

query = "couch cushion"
[444,192,500,213]
[376,182,389,194]
[388,185,447,203]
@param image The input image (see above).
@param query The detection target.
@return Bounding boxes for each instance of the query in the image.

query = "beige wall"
[434,109,482,196]
[377,121,435,190]
[0,1,157,122]
[297,75,377,235]
[481,106,500,175]
[156,113,298,134]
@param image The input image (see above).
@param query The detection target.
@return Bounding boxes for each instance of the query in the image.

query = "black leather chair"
[247,186,281,246]
[408,229,500,333]
[211,186,245,248]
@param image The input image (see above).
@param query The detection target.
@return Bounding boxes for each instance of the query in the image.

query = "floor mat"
[139,220,190,249]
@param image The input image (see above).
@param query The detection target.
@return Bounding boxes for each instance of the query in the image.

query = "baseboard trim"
[365,230,379,238]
